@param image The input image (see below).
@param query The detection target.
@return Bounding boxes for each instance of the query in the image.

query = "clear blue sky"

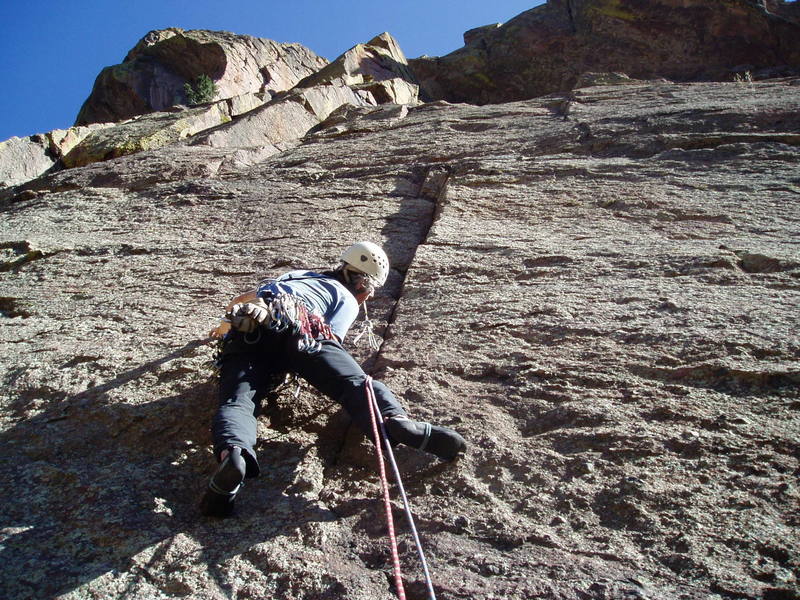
[0,1,544,141]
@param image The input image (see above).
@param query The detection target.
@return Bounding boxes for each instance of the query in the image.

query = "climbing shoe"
[199,446,246,518]
[385,416,466,461]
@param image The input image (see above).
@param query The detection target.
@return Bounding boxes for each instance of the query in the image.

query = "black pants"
[212,329,406,477]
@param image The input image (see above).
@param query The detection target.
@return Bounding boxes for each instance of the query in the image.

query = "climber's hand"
[209,320,232,339]
[228,299,270,333]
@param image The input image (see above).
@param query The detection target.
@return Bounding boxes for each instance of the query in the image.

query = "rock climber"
[201,241,467,517]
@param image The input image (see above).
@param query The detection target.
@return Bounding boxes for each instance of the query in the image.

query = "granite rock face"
[190,81,369,151]
[1,74,798,600]
[0,135,55,189]
[296,33,416,88]
[0,33,420,186]
[0,124,116,188]
[63,102,233,168]
[75,28,328,125]
[188,32,419,151]
[410,0,800,104]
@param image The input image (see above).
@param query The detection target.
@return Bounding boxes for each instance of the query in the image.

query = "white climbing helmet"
[340,241,390,287]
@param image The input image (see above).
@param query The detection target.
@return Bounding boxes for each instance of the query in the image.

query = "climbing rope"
[365,377,406,599]
[365,377,437,600]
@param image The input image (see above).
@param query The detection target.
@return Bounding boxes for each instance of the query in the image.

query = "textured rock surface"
[0,135,55,188]
[0,124,116,188]
[76,28,328,125]
[63,102,233,168]
[0,33,419,187]
[2,75,799,600]
[410,0,800,104]
[296,33,418,95]
[190,81,368,150]
[48,123,117,159]
[227,92,270,117]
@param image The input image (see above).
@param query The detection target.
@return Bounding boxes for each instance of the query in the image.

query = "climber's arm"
[209,290,258,338]
[225,290,258,312]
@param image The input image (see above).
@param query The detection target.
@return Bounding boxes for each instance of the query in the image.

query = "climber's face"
[355,286,374,306]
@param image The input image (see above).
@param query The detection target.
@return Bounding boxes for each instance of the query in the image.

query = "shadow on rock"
[0,340,341,599]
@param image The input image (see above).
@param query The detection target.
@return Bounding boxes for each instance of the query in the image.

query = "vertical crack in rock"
[329,164,452,467]
[382,164,451,342]
[324,164,454,600]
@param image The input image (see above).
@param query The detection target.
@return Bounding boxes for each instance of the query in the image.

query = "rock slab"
[76,28,328,125]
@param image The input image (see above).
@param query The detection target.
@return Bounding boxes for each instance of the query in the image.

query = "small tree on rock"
[184,74,218,105]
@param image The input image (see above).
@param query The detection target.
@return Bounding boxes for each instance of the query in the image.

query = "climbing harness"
[245,290,334,353]
[224,290,334,354]
[365,377,437,600]
[209,294,332,383]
